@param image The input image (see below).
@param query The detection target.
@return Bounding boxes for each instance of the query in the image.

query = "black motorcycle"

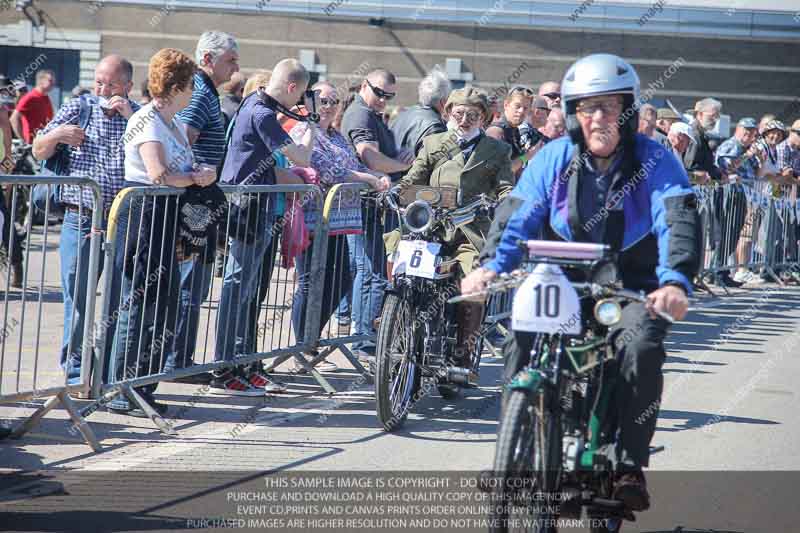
[373,187,495,431]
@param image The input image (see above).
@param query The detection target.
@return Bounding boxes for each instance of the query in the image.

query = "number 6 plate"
[396,240,441,279]
[512,264,581,334]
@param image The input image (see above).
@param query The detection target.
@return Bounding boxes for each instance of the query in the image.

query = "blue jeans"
[347,203,397,352]
[170,257,214,369]
[60,210,106,380]
[215,213,276,362]
[335,241,357,320]
[109,189,179,389]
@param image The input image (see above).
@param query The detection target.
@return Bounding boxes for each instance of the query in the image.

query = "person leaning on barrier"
[170,30,240,379]
[212,58,317,396]
[107,48,216,417]
[390,69,451,157]
[712,118,761,287]
[32,55,140,387]
[777,119,800,180]
[339,68,413,363]
[754,120,796,281]
[465,54,701,511]
[388,87,514,368]
[288,81,391,372]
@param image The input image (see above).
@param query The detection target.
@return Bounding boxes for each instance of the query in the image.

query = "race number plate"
[396,240,441,279]
[512,264,581,334]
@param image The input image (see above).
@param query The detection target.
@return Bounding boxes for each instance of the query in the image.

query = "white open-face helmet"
[561,54,641,145]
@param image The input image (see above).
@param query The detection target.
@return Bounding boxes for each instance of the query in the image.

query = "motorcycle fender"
[508,369,544,392]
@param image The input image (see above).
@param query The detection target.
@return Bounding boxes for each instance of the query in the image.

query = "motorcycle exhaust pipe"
[446,366,476,386]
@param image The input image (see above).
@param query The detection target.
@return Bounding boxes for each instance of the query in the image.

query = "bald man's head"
[98,54,133,84]
[94,54,134,98]
[267,58,310,108]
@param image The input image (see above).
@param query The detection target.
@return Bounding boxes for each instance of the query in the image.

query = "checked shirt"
[39,97,140,212]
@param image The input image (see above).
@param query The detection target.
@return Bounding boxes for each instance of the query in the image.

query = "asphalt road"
[2,285,799,532]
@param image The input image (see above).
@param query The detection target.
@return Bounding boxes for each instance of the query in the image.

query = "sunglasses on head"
[508,86,534,97]
[366,80,395,101]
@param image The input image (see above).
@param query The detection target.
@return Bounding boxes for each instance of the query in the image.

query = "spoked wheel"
[375,293,421,431]
[490,388,562,533]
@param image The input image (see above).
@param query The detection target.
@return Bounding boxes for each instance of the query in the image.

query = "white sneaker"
[733,270,756,283]
[292,353,339,373]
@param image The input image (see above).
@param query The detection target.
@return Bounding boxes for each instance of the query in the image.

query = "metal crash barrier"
[0,175,102,451]
[85,183,330,433]
[695,179,799,290]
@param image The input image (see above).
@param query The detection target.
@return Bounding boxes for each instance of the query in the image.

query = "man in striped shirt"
[172,31,243,382]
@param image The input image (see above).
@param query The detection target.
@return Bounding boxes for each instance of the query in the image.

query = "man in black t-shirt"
[340,69,412,360]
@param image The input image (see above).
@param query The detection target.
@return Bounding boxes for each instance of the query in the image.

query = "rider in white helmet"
[465,54,701,510]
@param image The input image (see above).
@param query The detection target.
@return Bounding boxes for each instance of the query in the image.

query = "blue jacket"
[485,134,699,294]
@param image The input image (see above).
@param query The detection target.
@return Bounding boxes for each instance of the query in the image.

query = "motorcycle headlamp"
[404,201,434,233]
[594,299,622,326]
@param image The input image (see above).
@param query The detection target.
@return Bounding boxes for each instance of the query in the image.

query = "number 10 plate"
[512,264,581,334]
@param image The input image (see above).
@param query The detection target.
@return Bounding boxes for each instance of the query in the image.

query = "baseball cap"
[669,121,695,142]
[737,117,758,129]
[657,108,680,120]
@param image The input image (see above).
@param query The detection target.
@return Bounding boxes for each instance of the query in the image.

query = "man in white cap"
[667,121,696,170]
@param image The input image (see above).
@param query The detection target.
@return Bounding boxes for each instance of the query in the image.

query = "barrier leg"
[124,385,177,436]
[9,391,101,451]
[58,391,101,452]
[338,344,373,383]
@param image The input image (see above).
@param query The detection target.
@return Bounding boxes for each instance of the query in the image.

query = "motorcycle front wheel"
[375,293,421,431]
[490,388,562,533]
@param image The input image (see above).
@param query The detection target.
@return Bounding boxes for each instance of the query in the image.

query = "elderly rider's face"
[449,104,484,134]
[576,94,623,158]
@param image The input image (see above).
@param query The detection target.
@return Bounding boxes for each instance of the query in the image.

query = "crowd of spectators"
[1,31,798,415]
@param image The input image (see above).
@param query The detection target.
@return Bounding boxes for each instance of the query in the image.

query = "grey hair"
[195,31,239,66]
[418,68,451,107]
[694,97,722,114]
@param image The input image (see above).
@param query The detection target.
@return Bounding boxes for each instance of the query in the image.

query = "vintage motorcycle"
[373,186,495,431]
[456,240,673,533]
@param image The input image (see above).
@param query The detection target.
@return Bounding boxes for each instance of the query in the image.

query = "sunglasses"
[366,80,395,101]
[792,129,800,135]
[543,92,561,100]
[319,97,340,107]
